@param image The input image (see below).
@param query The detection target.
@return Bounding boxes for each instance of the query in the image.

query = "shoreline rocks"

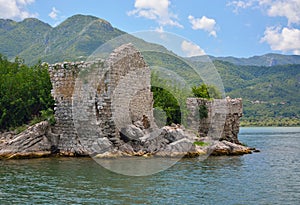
[0,121,53,159]
[0,121,254,160]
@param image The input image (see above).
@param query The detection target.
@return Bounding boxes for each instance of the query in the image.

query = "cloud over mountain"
[0,0,37,20]
[127,0,183,29]
[188,15,217,37]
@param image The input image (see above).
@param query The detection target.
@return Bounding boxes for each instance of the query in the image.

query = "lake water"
[0,127,299,204]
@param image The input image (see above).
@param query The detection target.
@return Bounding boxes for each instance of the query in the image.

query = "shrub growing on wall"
[192,84,221,120]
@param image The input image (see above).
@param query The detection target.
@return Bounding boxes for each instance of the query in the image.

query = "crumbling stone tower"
[48,44,154,155]
[186,97,243,144]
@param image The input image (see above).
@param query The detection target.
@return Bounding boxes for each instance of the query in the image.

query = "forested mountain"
[191,53,300,67]
[213,61,300,125]
[184,57,300,126]
[0,14,299,126]
[0,15,124,65]
[0,18,51,60]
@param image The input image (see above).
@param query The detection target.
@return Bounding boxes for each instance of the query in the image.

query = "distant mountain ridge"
[190,53,300,67]
[0,18,51,60]
[0,14,299,125]
[0,15,124,65]
[210,53,300,67]
[1,15,300,66]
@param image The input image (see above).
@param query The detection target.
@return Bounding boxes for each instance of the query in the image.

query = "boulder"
[120,124,144,142]
[91,137,114,154]
[141,129,169,153]
[162,126,185,143]
[156,138,195,157]
[208,140,252,156]
[118,143,135,155]
[0,121,53,159]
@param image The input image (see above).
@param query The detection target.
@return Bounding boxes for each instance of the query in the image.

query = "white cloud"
[188,15,217,37]
[228,0,300,25]
[128,0,183,29]
[267,0,300,26]
[260,26,300,54]
[0,0,37,20]
[227,0,255,13]
[228,0,300,54]
[49,7,60,20]
[181,40,206,57]
[17,0,35,5]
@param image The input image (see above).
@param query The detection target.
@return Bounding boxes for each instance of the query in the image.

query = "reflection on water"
[0,127,299,204]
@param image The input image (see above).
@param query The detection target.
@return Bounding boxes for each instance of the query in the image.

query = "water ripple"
[0,127,300,204]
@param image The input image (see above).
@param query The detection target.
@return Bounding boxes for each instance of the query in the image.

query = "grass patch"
[11,124,28,134]
[193,141,210,146]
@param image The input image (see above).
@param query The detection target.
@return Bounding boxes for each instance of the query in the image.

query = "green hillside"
[214,61,300,126]
[0,14,299,126]
[206,53,300,67]
[0,15,124,65]
[0,18,51,60]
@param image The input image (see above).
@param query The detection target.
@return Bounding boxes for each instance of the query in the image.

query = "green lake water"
[1,127,299,204]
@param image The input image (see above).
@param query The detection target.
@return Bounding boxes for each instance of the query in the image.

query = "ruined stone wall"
[48,44,153,154]
[48,62,83,154]
[186,97,243,144]
[108,45,153,129]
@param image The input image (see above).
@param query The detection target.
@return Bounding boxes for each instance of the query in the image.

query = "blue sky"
[0,0,299,57]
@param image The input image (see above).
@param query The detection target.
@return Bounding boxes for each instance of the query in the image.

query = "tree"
[192,84,222,99]
[151,86,181,125]
[150,70,190,125]
[192,84,210,98]
[0,55,55,131]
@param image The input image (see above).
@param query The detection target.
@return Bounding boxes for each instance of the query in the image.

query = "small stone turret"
[186,97,243,144]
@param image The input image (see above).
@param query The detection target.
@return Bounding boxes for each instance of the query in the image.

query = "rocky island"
[0,44,253,159]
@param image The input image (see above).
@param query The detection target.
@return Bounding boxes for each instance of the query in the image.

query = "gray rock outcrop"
[0,121,55,159]
[94,123,253,158]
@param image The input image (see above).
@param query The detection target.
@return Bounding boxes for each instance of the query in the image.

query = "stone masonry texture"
[48,44,153,155]
[186,97,243,144]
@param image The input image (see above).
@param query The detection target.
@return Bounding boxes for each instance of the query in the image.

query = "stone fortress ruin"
[0,43,249,159]
[48,43,244,156]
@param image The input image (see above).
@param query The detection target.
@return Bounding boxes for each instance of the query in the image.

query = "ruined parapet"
[48,44,154,155]
[186,97,243,144]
